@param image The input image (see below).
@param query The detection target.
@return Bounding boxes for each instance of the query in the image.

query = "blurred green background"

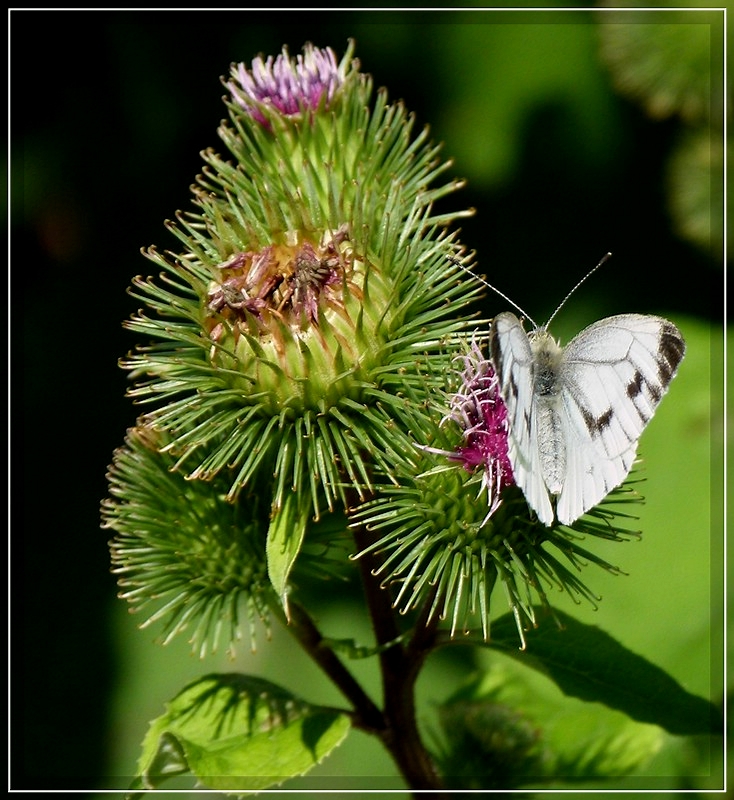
[14,6,723,794]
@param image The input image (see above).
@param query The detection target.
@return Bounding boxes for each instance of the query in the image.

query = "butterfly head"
[528,328,563,363]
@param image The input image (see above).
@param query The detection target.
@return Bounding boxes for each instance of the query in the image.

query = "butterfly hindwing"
[554,314,684,524]
[491,311,685,527]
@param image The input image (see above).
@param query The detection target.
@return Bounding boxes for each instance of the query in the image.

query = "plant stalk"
[280,599,385,733]
[351,524,448,796]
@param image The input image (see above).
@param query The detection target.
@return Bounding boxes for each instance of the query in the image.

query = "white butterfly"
[454,254,686,526]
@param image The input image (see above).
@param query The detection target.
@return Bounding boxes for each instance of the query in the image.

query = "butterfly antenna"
[447,255,537,328]
[544,252,613,329]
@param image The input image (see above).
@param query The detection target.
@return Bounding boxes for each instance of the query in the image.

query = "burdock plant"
[102,42,718,795]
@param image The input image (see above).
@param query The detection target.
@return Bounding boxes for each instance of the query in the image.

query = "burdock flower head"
[106,41,480,645]
[444,337,515,521]
[227,43,346,125]
[351,332,643,646]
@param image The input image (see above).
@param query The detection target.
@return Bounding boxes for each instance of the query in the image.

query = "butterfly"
[453,253,686,526]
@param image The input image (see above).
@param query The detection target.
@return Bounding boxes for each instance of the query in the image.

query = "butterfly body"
[490,311,685,527]
[528,332,567,495]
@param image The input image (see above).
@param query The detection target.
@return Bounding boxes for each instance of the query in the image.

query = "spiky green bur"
[351,344,645,646]
[102,426,273,657]
[106,43,480,644]
[354,445,645,646]
[598,13,710,124]
[103,426,349,656]
[123,42,478,516]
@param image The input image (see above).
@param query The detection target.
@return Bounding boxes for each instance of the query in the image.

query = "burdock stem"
[351,524,448,797]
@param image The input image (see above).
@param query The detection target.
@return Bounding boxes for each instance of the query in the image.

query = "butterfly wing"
[554,313,685,525]
[490,312,555,526]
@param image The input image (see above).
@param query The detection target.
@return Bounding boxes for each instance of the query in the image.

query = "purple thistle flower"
[228,43,348,125]
[447,337,515,520]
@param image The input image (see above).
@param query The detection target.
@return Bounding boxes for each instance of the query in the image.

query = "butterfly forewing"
[490,312,556,526]
[491,311,685,526]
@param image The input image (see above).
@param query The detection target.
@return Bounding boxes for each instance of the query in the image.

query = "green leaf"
[484,608,721,736]
[434,663,663,788]
[133,673,351,795]
[266,491,310,612]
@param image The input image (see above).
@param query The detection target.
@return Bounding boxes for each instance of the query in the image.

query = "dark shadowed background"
[13,7,723,792]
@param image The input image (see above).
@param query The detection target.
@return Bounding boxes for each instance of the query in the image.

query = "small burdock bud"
[102,425,347,655]
[102,426,273,657]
